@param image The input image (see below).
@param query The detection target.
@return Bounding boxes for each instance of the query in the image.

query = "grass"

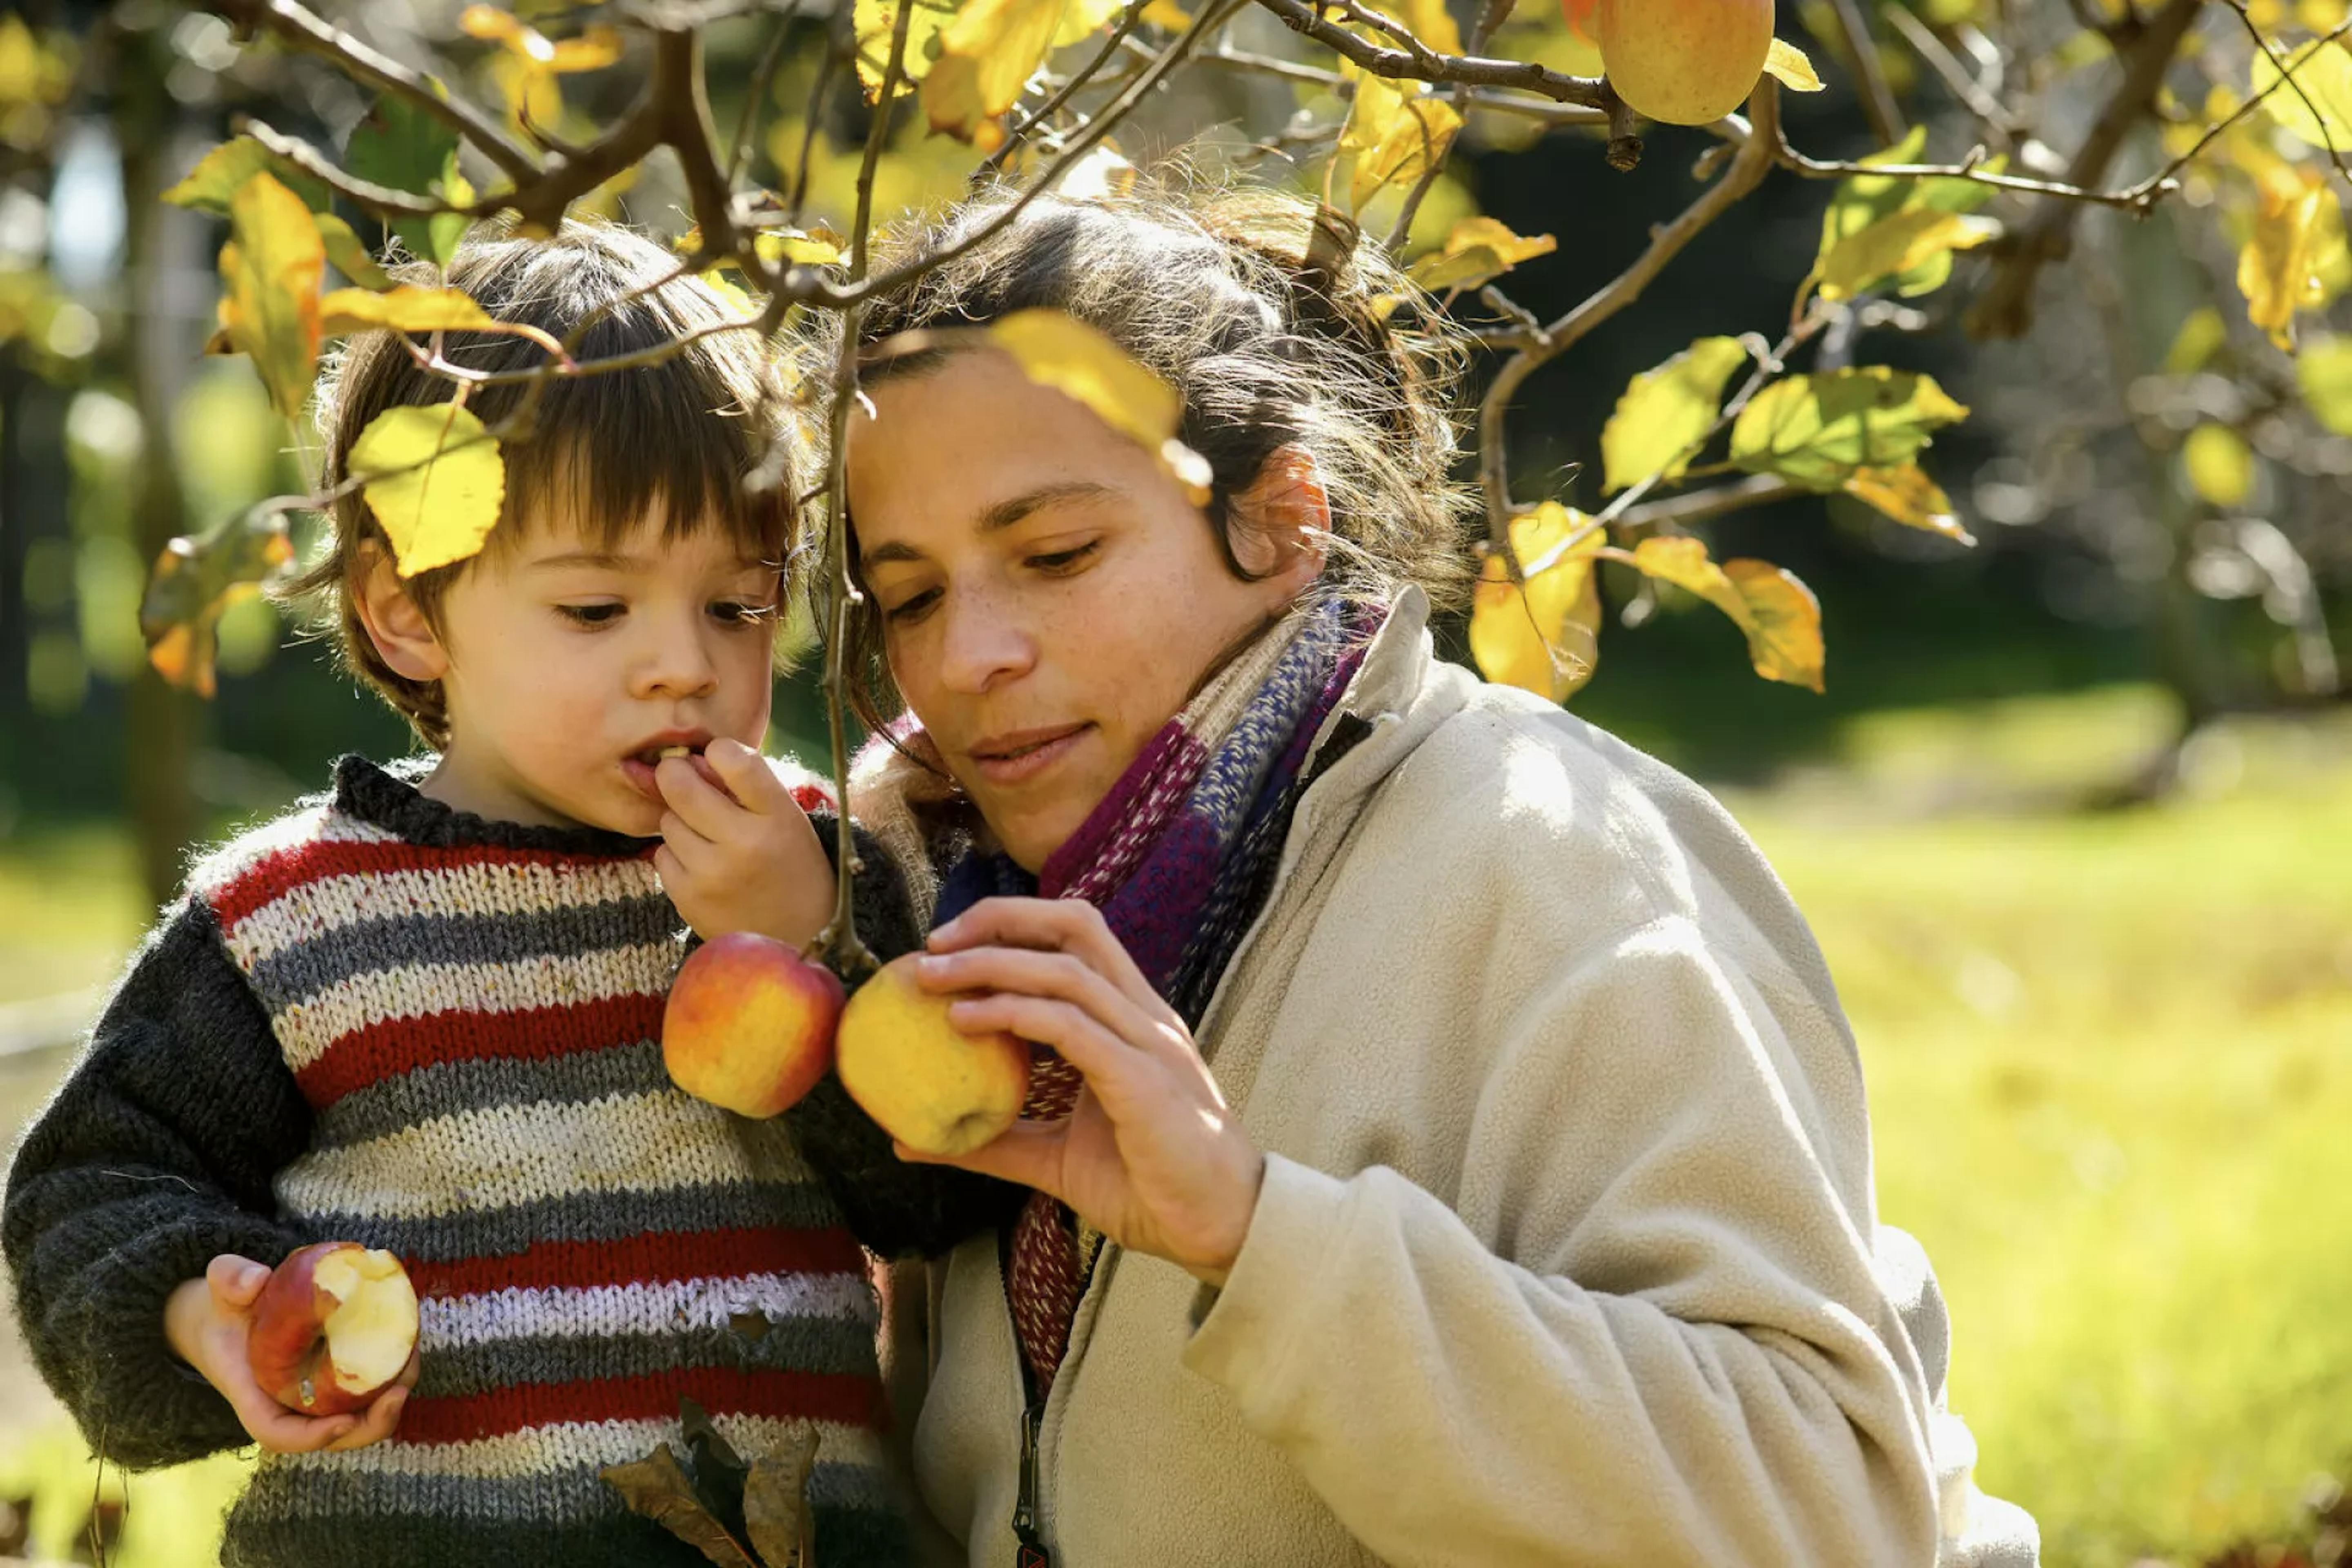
[0,690,2348,1564]
[0,823,149,1007]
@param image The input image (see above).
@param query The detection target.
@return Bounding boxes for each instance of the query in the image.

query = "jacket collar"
[1288,586,1472,846]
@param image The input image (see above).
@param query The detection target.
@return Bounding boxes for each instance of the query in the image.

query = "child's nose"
[635,613,720,698]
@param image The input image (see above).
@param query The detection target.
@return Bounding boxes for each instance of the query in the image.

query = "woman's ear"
[353,545,450,684]
[1227,445,1332,594]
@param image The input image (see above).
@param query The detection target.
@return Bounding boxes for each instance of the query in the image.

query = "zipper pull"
[1012,1405,1050,1568]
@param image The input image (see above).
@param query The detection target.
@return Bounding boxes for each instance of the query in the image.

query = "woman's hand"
[902,897,1265,1287]
[655,739,835,945]
[164,1254,417,1453]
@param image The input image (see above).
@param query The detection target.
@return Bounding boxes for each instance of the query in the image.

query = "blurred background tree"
[0,1,2350,1564]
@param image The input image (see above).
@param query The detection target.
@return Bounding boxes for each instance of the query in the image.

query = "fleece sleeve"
[786,818,1027,1259]
[1183,916,1942,1568]
[1,899,314,1469]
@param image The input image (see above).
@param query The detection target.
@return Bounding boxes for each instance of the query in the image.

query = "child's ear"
[353,545,450,683]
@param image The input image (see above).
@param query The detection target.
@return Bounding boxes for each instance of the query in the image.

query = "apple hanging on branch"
[246,1242,421,1416]
[664,933,848,1119]
[836,954,1032,1159]
[1585,0,1779,127]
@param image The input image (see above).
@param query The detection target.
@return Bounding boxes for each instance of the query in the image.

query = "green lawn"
[1,696,2348,1564]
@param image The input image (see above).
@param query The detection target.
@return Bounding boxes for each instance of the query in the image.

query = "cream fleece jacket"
[889,590,2038,1568]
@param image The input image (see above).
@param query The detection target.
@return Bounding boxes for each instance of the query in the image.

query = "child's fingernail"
[241,1263,269,1290]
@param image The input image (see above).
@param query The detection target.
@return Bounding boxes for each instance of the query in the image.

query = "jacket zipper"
[1012,1401,1049,1567]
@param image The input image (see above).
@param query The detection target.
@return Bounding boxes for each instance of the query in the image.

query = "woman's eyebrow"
[862,481,1121,567]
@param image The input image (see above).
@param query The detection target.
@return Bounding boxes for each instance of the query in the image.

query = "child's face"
[418,501,782,835]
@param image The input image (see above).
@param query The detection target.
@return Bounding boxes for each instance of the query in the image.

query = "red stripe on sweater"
[294,992,668,1107]
[399,1366,885,1444]
[209,837,656,929]
[405,1226,869,1302]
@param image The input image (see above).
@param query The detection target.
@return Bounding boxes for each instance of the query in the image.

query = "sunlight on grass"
[0,1421,247,1566]
[0,824,147,1007]
[1745,755,2352,1567]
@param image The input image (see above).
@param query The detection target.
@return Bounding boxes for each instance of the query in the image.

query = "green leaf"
[2298,334,2352,435]
[1811,125,2005,301]
[2252,37,2352,156]
[1600,336,1748,494]
[1730,367,1970,489]
[139,505,296,699]
[164,138,332,215]
[1628,536,1824,692]
[348,402,507,576]
[346,94,471,265]
[1468,502,1601,701]
[1813,207,1999,304]
[216,174,326,420]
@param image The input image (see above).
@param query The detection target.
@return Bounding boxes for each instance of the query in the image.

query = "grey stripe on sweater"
[247,894,680,1006]
[237,1454,905,1525]
[317,1179,851,1263]
[311,1038,670,1149]
[416,1316,882,1400]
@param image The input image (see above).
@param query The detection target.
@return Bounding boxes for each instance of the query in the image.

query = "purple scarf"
[925,598,1369,1396]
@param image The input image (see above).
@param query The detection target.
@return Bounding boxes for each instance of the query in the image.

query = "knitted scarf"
[925,599,1367,1398]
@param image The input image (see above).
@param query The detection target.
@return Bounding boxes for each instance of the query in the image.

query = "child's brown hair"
[294,219,804,748]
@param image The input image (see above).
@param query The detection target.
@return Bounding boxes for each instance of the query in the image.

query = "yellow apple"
[1595,0,1775,127]
[664,933,845,1118]
[836,953,1031,1158]
[247,1242,419,1416]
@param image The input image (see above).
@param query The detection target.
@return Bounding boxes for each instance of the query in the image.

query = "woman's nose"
[936,590,1036,695]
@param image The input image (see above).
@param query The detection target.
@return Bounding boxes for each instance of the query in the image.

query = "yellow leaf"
[1367,0,1462,56]
[2299,334,2352,434]
[1763,38,1824,92]
[920,0,1093,139]
[318,285,498,337]
[1601,336,1748,494]
[2162,305,2228,375]
[2251,37,2352,154]
[855,0,956,96]
[2183,423,2256,508]
[1341,75,1461,211]
[1141,0,1193,25]
[2237,165,2340,350]
[1468,502,1601,701]
[217,173,324,420]
[163,137,331,214]
[1054,0,1127,47]
[461,7,619,71]
[1405,216,1557,294]
[315,213,394,290]
[1813,208,1999,303]
[752,225,849,267]
[349,403,508,577]
[985,309,1209,498]
[1843,464,1973,543]
[1629,536,1824,691]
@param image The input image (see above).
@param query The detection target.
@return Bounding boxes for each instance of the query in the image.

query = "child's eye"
[558,603,623,626]
[1027,542,1099,574]
[883,588,941,625]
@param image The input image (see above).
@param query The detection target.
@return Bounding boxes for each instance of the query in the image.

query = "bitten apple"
[246,1242,420,1417]
[835,953,1031,1158]
[1595,0,1775,126]
[663,932,845,1118]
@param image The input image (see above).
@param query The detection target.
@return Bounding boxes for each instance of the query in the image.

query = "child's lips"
[621,747,735,806]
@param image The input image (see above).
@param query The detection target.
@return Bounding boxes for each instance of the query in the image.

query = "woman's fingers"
[947,991,1149,1100]
[895,1118,1068,1193]
[930,898,1165,1016]
[916,946,1160,1041]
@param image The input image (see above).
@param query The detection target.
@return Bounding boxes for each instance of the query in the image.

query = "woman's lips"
[968,724,1091,786]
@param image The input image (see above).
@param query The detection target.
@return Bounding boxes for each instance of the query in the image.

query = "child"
[1,222,919,1567]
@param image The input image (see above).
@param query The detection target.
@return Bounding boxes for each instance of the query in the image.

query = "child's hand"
[163,1254,416,1453]
[654,738,837,945]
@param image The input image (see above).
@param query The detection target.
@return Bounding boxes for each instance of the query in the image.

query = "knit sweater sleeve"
[786,817,1027,1260]
[2,898,314,1470]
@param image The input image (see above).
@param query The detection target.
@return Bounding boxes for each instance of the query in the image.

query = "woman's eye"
[883,588,940,624]
[710,599,775,626]
[1027,542,1099,574]
[558,603,623,626]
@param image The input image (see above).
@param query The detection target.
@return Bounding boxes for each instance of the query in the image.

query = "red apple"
[246,1242,420,1417]
[663,932,845,1118]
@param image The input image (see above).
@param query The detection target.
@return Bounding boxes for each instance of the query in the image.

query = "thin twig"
[1881,4,2018,148]
[1825,0,1907,146]
[726,10,795,187]
[1250,0,1608,105]
[2218,0,2352,187]
[985,0,1153,176]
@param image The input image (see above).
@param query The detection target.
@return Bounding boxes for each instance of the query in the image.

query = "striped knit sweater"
[2,757,918,1568]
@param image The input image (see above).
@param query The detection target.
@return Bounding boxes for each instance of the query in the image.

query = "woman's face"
[847,350,1312,872]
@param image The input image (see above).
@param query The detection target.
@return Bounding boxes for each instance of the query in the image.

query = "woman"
[785,183,2038,1568]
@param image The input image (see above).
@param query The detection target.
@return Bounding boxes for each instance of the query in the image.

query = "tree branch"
[1477,79,1782,553]
[1249,0,1608,105]
[1824,0,1907,147]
